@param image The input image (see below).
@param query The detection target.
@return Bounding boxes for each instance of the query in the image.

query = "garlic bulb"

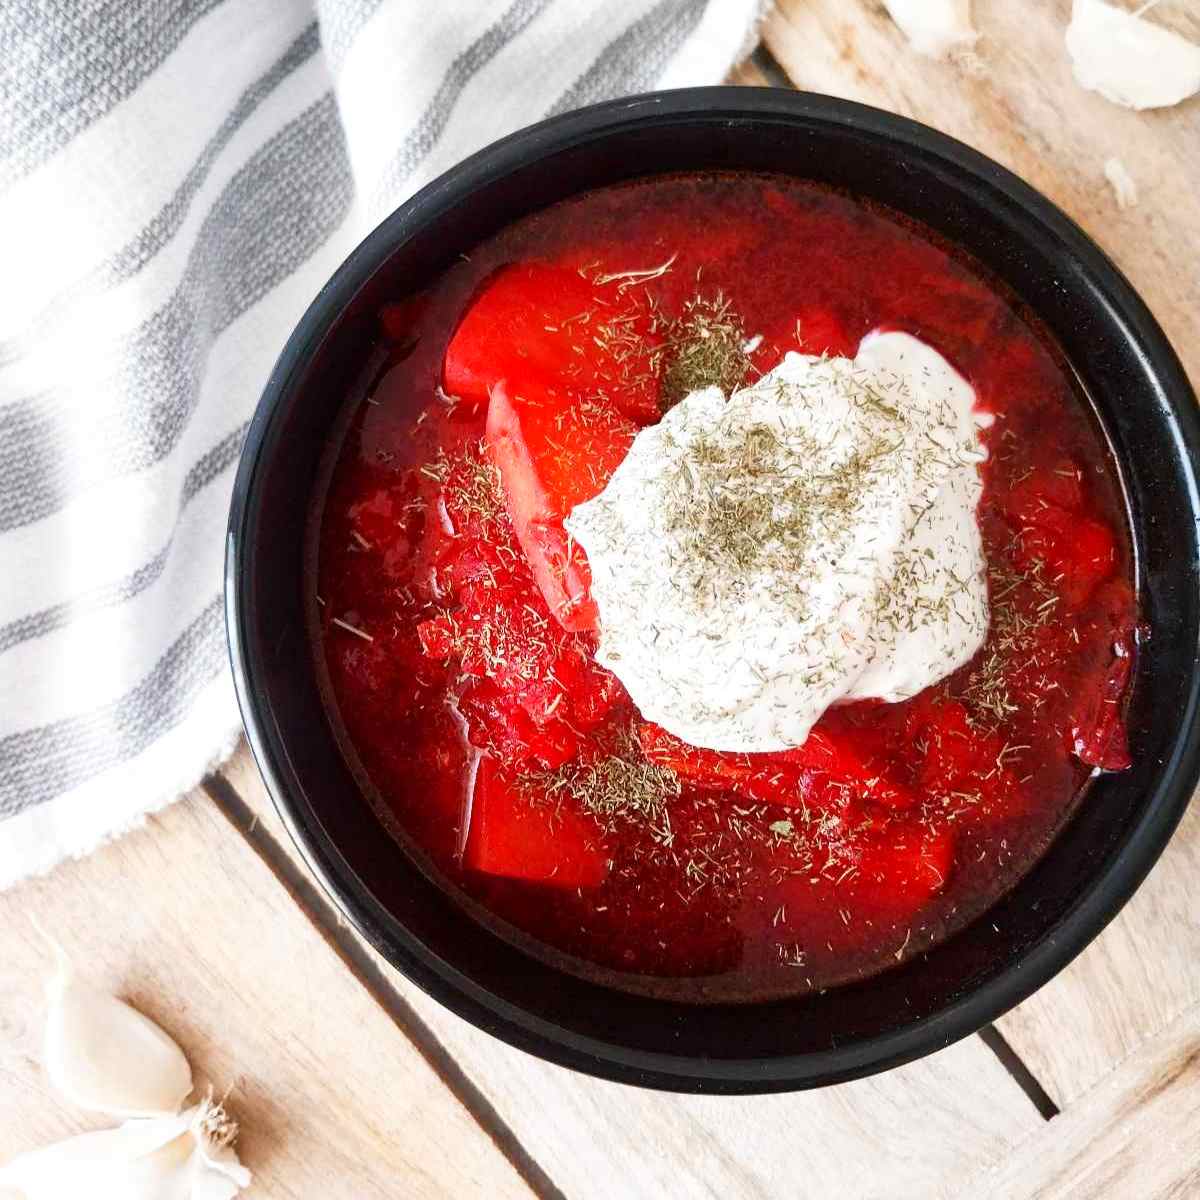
[882,0,978,59]
[1066,0,1200,109]
[0,1098,251,1200]
[42,943,192,1119]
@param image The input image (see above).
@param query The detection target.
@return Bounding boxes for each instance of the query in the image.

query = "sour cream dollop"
[565,331,992,753]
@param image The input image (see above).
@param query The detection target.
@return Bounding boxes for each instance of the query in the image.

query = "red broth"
[312,175,1136,1002]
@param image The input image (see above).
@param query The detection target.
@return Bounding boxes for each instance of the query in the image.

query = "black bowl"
[226,88,1200,1092]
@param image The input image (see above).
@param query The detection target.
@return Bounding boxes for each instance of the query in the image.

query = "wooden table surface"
[3,3,1199,1196]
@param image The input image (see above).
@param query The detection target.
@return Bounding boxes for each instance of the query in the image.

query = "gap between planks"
[208,743,1054,1198]
[729,34,1067,1125]
[970,1001,1200,1199]
[745,3,1200,1110]
[206,742,1059,1123]
[201,770,567,1200]
[0,783,533,1199]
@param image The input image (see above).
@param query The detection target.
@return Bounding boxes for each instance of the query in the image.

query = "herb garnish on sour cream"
[566,331,992,753]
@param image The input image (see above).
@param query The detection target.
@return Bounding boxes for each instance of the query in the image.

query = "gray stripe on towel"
[0,0,225,189]
[549,0,708,115]
[0,23,322,368]
[316,0,389,74]
[0,424,245,656]
[0,93,352,533]
[372,0,554,206]
[0,596,227,816]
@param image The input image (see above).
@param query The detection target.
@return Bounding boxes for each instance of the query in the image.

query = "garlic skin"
[43,948,193,1119]
[1103,156,1139,209]
[0,1100,251,1200]
[882,0,978,59]
[1066,0,1200,110]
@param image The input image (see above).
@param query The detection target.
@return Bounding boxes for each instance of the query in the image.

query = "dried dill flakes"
[425,439,505,530]
[331,615,373,642]
[458,449,505,526]
[418,456,449,483]
[564,259,756,415]
[961,551,1060,727]
[590,252,678,291]
[590,307,660,404]
[528,729,681,837]
[662,398,898,620]
[425,600,554,687]
[776,942,807,967]
[514,732,874,905]
[660,291,754,410]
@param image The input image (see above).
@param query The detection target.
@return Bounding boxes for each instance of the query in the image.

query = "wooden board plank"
[220,744,1045,1200]
[0,785,532,1200]
[997,796,1200,1107]
[764,0,1200,1108]
[726,54,771,89]
[972,1002,1200,1199]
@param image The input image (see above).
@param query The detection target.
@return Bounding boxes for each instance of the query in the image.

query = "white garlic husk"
[0,1098,251,1200]
[1066,0,1200,110]
[1103,156,1139,210]
[882,0,978,59]
[42,941,192,1119]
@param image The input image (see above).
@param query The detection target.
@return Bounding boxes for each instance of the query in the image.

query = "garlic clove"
[0,1113,193,1200]
[1066,0,1200,110]
[882,0,978,60]
[0,1103,250,1200]
[43,945,193,1119]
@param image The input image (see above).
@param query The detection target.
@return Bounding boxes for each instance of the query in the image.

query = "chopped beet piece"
[1002,463,1116,608]
[443,263,596,403]
[793,307,855,357]
[465,758,609,887]
[485,382,636,631]
[637,722,916,810]
[443,261,661,422]
[1016,518,1116,608]
[848,823,955,912]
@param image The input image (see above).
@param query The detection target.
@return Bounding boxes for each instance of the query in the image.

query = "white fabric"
[0,0,766,888]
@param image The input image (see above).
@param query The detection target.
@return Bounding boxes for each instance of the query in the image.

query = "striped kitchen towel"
[0,0,767,887]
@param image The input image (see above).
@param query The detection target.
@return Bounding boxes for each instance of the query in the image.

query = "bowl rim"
[226,85,1200,1092]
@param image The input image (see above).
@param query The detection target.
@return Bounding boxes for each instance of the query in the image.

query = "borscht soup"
[311,174,1136,1002]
